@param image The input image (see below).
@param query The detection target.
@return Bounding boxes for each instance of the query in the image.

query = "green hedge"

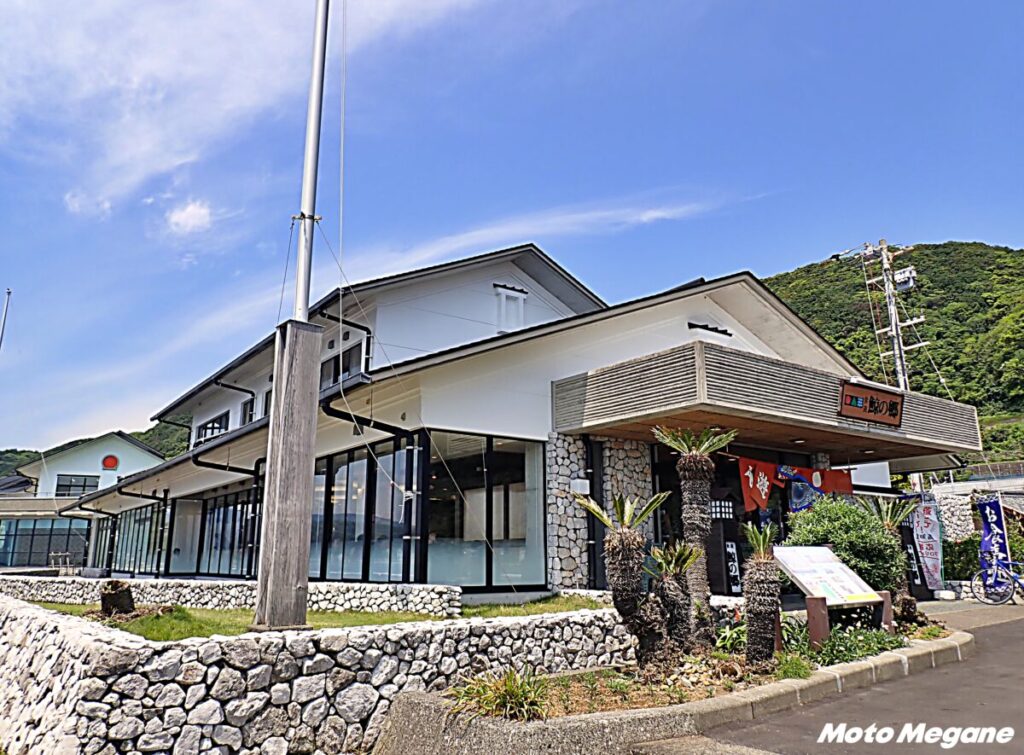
[784,496,905,594]
[943,520,1024,581]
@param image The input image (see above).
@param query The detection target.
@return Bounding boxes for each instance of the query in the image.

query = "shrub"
[943,521,1024,580]
[775,653,813,680]
[813,626,905,665]
[449,668,548,721]
[781,615,809,654]
[785,496,905,593]
[714,621,747,652]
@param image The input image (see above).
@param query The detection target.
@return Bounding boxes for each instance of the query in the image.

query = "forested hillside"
[0,422,188,477]
[767,240,1024,462]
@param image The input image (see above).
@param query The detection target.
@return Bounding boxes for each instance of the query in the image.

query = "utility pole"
[253,0,330,630]
[878,240,910,392]
[0,289,10,355]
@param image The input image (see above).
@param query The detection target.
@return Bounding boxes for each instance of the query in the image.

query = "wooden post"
[806,596,830,651]
[774,611,784,653]
[253,320,323,630]
[877,590,895,634]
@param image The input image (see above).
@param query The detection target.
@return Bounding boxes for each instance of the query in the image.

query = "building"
[63,244,982,594]
[0,432,164,570]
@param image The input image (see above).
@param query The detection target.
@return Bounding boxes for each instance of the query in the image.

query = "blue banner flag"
[976,492,1012,584]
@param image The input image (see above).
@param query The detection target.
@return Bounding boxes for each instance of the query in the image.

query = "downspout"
[213,381,257,401]
[320,399,408,438]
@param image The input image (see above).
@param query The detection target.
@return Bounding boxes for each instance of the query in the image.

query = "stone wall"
[0,577,461,618]
[0,596,632,755]
[545,433,590,589]
[600,437,655,540]
[934,493,976,543]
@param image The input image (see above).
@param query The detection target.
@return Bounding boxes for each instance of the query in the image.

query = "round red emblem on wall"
[102,455,119,470]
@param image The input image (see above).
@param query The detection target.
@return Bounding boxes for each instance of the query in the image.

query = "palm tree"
[856,496,921,622]
[652,426,737,644]
[649,542,702,652]
[741,522,780,665]
[574,491,671,665]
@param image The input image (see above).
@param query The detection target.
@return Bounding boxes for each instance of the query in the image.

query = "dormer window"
[495,283,527,333]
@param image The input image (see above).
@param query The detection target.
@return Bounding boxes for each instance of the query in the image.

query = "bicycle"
[970,551,1024,605]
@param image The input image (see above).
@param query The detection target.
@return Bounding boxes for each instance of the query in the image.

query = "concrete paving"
[641,603,1024,755]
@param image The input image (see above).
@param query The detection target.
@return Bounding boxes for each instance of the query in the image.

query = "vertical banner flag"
[911,493,944,591]
[739,458,782,512]
[976,492,1012,585]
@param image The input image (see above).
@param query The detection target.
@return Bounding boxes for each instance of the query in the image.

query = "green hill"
[767,240,1024,463]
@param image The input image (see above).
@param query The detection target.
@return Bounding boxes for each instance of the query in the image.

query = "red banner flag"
[739,457,783,512]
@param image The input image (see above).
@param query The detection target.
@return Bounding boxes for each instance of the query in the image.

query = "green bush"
[775,653,813,680]
[785,496,905,593]
[943,521,1024,580]
[813,626,905,665]
[449,668,548,721]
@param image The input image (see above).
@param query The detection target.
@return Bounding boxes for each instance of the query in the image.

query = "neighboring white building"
[66,244,982,594]
[1,432,163,570]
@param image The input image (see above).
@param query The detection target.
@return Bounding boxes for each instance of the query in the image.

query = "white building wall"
[33,437,162,498]
[417,295,780,441]
[370,261,576,367]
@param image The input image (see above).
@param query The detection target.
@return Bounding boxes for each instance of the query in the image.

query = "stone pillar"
[545,433,590,589]
[600,438,655,539]
[810,452,831,470]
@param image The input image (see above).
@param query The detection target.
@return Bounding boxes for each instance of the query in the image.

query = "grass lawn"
[33,593,604,641]
[461,594,603,619]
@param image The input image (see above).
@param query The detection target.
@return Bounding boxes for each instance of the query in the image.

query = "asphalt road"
[646,602,1024,755]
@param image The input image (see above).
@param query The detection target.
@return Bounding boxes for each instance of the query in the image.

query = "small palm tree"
[574,492,671,665]
[856,496,921,622]
[652,426,737,644]
[741,522,780,665]
[649,542,702,651]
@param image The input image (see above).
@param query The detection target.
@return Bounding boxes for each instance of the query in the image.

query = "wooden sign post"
[774,546,894,650]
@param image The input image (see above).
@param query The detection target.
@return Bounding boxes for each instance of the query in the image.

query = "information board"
[773,546,881,606]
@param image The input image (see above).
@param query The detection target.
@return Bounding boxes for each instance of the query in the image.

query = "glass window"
[341,343,363,380]
[195,412,229,445]
[310,459,327,578]
[55,475,100,497]
[426,432,488,587]
[491,438,545,586]
[241,397,255,425]
[263,390,273,418]
[319,356,340,391]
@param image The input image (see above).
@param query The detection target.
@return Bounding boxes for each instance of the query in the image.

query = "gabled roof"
[152,243,605,420]
[16,430,165,477]
[332,270,865,385]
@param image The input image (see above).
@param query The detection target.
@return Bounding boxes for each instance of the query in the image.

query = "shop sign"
[724,541,742,594]
[838,382,904,427]
[774,545,881,606]
[911,493,944,591]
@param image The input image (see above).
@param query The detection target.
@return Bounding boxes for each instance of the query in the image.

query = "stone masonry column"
[546,433,590,589]
[600,438,655,540]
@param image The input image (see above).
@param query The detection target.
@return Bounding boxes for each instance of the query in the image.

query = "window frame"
[55,474,100,498]
[194,411,230,445]
[494,284,527,333]
[240,397,256,426]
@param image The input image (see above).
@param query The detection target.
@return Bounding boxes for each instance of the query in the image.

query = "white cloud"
[166,200,213,235]
[336,197,718,281]
[0,0,485,214]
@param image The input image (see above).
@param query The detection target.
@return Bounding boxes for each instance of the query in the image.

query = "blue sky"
[1,1,1022,449]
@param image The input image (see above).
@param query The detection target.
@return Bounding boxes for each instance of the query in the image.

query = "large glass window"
[197,490,257,577]
[111,503,169,575]
[55,475,99,497]
[0,517,90,568]
[309,460,327,577]
[423,432,544,588]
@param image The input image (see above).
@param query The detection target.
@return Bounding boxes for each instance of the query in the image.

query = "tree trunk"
[604,529,668,665]
[679,475,714,645]
[742,560,779,665]
[893,571,919,624]
[655,574,691,652]
[100,579,135,617]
